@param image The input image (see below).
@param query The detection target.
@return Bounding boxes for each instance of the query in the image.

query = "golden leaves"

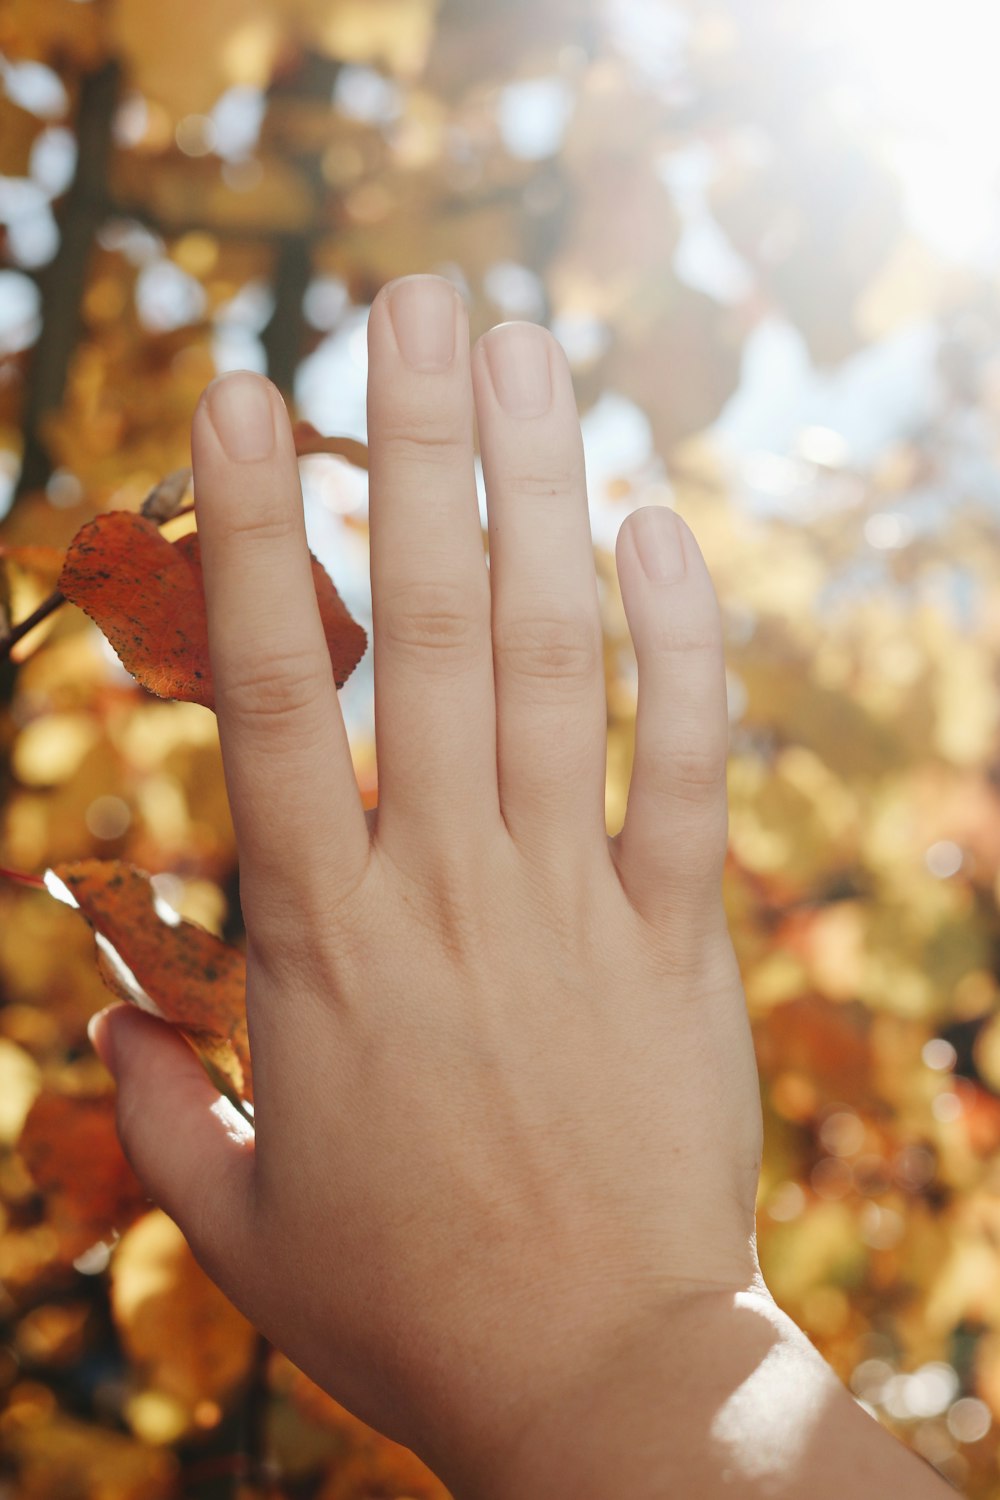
[108,0,280,116]
[4,1413,176,1500]
[110,1211,257,1432]
[0,1039,39,1148]
[0,0,106,69]
[7,1,1000,1497]
[301,0,437,77]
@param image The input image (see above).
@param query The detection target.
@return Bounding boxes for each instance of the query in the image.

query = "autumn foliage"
[4,1,1000,1498]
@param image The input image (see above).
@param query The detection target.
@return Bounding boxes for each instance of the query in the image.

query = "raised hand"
[90,276,944,1500]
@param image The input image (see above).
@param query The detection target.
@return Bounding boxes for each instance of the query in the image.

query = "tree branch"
[261,235,312,397]
[15,62,121,504]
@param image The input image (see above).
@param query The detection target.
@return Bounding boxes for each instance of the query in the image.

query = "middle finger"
[367,275,500,866]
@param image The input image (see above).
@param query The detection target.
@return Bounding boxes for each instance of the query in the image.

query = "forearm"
[465,1286,955,1500]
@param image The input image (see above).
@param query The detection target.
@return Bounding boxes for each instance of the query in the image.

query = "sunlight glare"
[835,0,1000,264]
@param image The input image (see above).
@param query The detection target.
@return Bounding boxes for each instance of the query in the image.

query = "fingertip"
[197,369,280,412]
[87,1004,119,1074]
[625,506,687,585]
[617,507,722,633]
[196,371,287,466]
[93,1006,213,1102]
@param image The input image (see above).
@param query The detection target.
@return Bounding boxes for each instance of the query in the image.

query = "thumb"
[89,1005,256,1290]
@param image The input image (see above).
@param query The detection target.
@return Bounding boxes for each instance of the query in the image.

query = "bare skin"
[90,274,955,1498]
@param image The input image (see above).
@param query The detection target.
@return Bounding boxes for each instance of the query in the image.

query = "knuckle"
[668,752,727,806]
[660,741,728,806]
[378,415,468,466]
[381,581,486,669]
[217,649,327,726]
[503,465,579,501]
[632,732,729,814]
[645,622,723,660]
[495,611,602,685]
[210,507,298,549]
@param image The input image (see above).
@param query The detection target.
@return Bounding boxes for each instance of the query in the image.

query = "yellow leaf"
[0,1039,40,1145]
[6,1411,176,1500]
[111,1210,256,1425]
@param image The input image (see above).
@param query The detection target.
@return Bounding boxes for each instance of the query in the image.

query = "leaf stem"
[0,864,48,890]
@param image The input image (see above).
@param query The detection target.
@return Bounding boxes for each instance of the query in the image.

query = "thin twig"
[0,590,66,659]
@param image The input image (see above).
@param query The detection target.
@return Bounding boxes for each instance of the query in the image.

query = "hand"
[91,273,763,1493]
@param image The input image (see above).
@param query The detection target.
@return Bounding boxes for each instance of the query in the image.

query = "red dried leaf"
[58,511,366,709]
[19,1089,148,1257]
[292,421,369,470]
[51,859,252,1102]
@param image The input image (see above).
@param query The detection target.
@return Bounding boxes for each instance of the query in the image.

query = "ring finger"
[472,323,608,865]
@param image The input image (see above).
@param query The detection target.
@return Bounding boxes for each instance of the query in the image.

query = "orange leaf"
[58,511,366,709]
[293,420,369,470]
[19,1088,148,1258]
[50,859,252,1102]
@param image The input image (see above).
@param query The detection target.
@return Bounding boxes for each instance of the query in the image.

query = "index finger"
[191,371,371,950]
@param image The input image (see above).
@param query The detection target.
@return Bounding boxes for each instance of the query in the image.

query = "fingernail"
[484,323,552,417]
[205,372,276,462]
[388,275,457,370]
[88,1005,119,1075]
[633,507,686,583]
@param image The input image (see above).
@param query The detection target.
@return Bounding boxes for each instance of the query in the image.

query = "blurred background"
[3,0,1000,1495]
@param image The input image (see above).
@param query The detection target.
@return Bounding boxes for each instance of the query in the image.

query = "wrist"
[436,1279,949,1500]
[433,1277,768,1500]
